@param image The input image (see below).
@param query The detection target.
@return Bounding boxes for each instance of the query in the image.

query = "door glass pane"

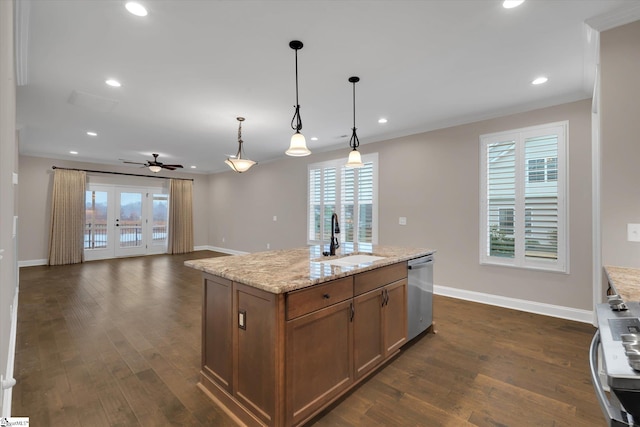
[120,192,143,248]
[152,194,168,245]
[85,190,108,249]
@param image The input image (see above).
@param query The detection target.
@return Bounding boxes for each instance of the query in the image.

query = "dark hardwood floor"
[13,251,603,426]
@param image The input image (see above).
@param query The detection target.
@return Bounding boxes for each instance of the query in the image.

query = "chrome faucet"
[329,213,340,256]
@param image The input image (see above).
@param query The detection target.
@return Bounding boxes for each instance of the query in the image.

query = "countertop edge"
[185,246,434,294]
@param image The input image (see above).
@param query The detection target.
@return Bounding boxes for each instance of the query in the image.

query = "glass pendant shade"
[148,165,162,173]
[286,131,311,157]
[225,157,256,173]
[346,149,364,168]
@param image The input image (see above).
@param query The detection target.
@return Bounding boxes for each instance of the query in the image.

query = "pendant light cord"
[291,44,303,132]
[349,77,360,150]
[236,119,243,158]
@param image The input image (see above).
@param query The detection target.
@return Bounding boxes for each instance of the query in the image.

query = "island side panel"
[202,273,233,391]
[234,282,285,426]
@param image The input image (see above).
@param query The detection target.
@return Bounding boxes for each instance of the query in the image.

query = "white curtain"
[48,169,86,265]
[168,179,194,254]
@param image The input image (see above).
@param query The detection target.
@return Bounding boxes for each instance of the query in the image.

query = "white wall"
[209,99,593,315]
[0,0,18,416]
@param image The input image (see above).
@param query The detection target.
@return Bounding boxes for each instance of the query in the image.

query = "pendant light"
[285,40,311,157]
[225,117,256,173]
[346,76,364,168]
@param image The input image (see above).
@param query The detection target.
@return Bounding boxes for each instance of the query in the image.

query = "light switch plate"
[238,310,246,330]
[628,224,640,242]
[399,217,407,226]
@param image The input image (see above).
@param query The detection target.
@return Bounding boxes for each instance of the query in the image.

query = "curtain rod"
[51,166,194,181]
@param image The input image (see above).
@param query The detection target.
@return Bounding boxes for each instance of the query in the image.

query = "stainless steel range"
[592,297,640,426]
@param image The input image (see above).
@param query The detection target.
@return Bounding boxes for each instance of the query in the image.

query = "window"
[480,122,567,272]
[527,157,557,182]
[308,153,378,246]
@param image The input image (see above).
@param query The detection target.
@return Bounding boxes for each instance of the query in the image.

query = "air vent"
[67,90,118,112]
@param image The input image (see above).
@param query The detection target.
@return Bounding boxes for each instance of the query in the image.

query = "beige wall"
[209,99,593,310]
[601,20,640,268]
[17,156,210,262]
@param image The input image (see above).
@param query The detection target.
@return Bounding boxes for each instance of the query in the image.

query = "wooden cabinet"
[199,261,408,427]
[202,273,233,391]
[285,299,353,425]
[235,283,280,425]
[353,264,408,380]
[383,278,408,355]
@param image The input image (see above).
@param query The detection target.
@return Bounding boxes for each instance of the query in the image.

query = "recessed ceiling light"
[503,0,525,8]
[105,79,121,87]
[86,131,97,137]
[190,165,196,169]
[125,2,148,17]
[310,137,318,141]
[378,118,388,124]
[70,151,78,155]
[532,76,548,85]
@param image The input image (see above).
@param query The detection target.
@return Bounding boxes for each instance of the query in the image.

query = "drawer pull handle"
[323,294,330,299]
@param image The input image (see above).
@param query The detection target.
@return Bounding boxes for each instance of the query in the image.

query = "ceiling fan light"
[286,132,311,157]
[346,149,364,168]
[148,165,162,173]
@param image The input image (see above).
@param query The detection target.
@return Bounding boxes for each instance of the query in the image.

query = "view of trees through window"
[84,190,168,250]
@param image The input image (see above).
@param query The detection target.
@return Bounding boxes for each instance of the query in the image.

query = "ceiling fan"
[122,153,184,173]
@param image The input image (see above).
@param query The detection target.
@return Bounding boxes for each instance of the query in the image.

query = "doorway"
[84,184,169,261]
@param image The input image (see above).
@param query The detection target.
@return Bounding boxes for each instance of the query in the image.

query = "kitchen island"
[185,244,433,427]
[604,265,640,301]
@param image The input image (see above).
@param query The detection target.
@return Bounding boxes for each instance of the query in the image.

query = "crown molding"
[586,4,640,32]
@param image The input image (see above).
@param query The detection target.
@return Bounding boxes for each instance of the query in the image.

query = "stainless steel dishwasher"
[407,254,434,341]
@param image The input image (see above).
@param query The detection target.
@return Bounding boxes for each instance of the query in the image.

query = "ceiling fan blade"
[162,164,183,169]
[122,160,147,165]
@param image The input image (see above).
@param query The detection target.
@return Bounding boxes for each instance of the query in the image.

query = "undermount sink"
[319,254,386,267]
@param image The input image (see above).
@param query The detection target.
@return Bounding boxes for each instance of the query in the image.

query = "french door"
[84,185,169,261]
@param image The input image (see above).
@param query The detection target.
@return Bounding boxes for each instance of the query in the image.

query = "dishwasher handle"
[590,330,635,426]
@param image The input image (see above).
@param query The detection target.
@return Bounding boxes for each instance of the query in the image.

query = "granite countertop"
[185,244,434,294]
[604,265,640,302]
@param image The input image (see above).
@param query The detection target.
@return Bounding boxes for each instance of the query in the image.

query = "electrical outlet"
[273,215,277,221]
[267,243,270,249]
[628,224,640,242]
[222,237,225,243]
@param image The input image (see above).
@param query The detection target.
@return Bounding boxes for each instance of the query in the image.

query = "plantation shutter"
[524,134,558,261]
[480,121,566,272]
[308,154,378,246]
[487,139,516,258]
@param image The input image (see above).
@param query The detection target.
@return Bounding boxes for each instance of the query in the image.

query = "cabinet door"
[353,289,384,379]
[286,299,353,426]
[235,284,278,425]
[383,278,407,356]
[202,274,233,391]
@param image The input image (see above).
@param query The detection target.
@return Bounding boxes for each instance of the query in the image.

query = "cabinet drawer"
[354,262,407,295]
[286,277,353,320]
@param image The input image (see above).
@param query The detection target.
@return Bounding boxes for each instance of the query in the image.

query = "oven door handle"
[590,330,635,426]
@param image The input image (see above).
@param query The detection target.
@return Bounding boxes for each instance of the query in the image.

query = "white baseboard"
[434,284,593,324]
[194,245,248,256]
[17,259,47,268]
